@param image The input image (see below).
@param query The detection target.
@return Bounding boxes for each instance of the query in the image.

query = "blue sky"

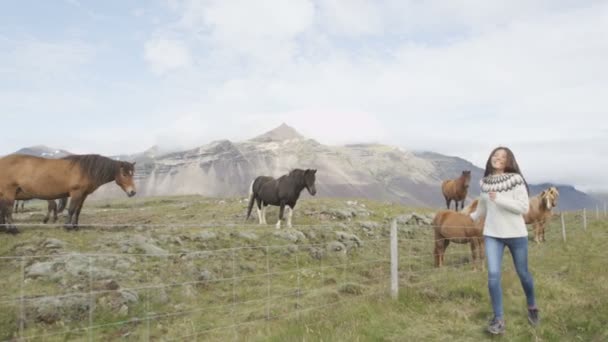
[1,0,607,191]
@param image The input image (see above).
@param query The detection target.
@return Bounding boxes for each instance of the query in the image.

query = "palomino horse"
[441,170,471,211]
[432,199,485,268]
[524,186,559,243]
[246,169,317,229]
[0,154,136,233]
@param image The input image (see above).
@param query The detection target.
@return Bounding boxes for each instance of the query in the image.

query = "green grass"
[0,197,606,341]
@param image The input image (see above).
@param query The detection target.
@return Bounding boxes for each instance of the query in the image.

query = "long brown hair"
[483,146,529,194]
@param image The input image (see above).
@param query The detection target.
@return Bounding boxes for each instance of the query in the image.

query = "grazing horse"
[432,199,485,268]
[246,169,317,229]
[524,187,559,243]
[0,154,136,233]
[441,170,471,211]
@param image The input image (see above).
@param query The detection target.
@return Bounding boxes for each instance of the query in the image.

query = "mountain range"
[10,124,601,211]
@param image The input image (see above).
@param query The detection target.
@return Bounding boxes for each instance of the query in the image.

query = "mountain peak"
[250,123,305,142]
[14,145,71,158]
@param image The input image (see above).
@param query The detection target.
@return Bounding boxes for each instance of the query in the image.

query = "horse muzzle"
[126,189,137,197]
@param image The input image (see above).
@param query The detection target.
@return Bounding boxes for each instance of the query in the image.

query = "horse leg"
[445,197,451,210]
[276,203,286,229]
[65,194,84,230]
[52,200,59,223]
[470,239,479,270]
[43,200,54,224]
[533,223,541,244]
[540,221,546,242]
[2,199,18,234]
[441,239,450,266]
[286,206,293,228]
[261,204,267,225]
[434,235,442,267]
[73,194,88,230]
[255,198,263,224]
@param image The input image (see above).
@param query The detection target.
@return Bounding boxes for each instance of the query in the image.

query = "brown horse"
[0,154,136,233]
[433,199,485,268]
[524,186,559,243]
[441,170,471,211]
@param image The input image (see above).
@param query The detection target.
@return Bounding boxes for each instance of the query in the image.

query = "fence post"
[561,212,566,242]
[583,208,587,232]
[604,202,607,218]
[390,219,398,300]
[596,205,600,220]
[19,257,25,339]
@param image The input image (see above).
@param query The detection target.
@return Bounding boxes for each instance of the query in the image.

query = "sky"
[1,0,607,191]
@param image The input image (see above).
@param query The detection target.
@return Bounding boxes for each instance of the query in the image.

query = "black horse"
[246,169,317,228]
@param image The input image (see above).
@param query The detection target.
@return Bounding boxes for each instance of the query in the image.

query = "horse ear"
[313,169,317,174]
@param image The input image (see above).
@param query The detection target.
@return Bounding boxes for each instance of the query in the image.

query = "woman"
[470,146,539,335]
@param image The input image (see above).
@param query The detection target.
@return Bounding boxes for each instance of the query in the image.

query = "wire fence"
[0,206,605,341]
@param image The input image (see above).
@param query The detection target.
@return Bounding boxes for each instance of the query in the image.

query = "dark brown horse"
[246,169,317,229]
[0,154,136,233]
[433,199,485,268]
[441,170,471,211]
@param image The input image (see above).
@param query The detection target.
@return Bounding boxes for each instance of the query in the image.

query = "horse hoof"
[64,225,73,231]
[8,226,19,234]
[42,218,49,224]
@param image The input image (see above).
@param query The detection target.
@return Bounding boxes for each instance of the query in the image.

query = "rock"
[308,247,325,260]
[327,241,346,252]
[321,208,357,220]
[359,221,380,230]
[395,212,433,226]
[195,231,218,241]
[336,231,363,248]
[198,269,214,285]
[234,231,258,241]
[272,230,306,243]
[26,261,61,279]
[131,236,169,256]
[40,238,66,250]
[118,305,129,316]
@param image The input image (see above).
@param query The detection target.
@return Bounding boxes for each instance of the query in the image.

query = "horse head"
[541,186,559,210]
[304,169,317,196]
[462,170,471,188]
[116,161,137,197]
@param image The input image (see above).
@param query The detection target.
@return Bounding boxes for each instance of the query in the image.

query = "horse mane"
[288,169,306,176]
[63,154,122,186]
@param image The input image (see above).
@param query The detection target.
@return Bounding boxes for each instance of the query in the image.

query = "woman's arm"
[470,197,487,221]
[494,184,529,215]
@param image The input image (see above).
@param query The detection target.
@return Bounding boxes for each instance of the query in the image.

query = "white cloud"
[144,38,192,74]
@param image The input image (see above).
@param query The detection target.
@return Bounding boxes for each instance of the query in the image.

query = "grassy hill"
[0,196,606,341]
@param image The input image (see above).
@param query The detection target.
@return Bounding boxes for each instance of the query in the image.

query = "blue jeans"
[484,236,536,320]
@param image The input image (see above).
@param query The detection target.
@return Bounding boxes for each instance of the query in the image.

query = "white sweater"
[470,173,530,238]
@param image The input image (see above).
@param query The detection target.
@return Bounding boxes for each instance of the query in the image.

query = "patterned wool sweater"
[470,173,530,238]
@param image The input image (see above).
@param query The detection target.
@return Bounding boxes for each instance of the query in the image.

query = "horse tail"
[245,180,256,221]
[57,197,68,213]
